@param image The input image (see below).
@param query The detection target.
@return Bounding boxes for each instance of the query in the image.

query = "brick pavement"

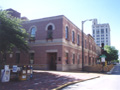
[0,70,103,90]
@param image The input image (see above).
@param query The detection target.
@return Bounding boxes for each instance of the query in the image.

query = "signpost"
[100,54,106,72]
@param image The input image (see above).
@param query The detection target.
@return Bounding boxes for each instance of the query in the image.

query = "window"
[47,25,53,40]
[31,27,36,37]
[97,35,100,37]
[72,31,75,43]
[85,40,87,48]
[96,29,99,34]
[106,28,108,33]
[65,26,69,39]
[66,53,69,64]
[101,35,104,37]
[97,44,100,46]
[77,34,80,45]
[16,53,20,64]
[85,56,87,64]
[73,54,75,64]
[101,29,104,34]
[97,41,100,43]
[97,38,100,40]
[101,41,104,43]
[101,38,104,40]
[78,55,80,64]
[93,30,95,34]
[30,27,36,41]
[30,53,34,64]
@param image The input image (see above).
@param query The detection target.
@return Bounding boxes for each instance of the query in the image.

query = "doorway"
[47,53,57,70]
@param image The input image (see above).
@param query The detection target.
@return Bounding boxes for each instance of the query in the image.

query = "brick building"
[5,9,100,71]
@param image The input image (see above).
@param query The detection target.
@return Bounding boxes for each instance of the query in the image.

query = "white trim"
[46,49,58,53]
[65,50,69,53]
[29,50,35,53]
[45,22,55,31]
[28,25,37,33]
[65,24,68,27]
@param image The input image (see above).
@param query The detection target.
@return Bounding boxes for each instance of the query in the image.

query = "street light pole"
[81,19,93,71]
[82,21,84,71]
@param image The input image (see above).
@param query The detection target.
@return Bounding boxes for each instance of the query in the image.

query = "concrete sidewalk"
[0,70,104,90]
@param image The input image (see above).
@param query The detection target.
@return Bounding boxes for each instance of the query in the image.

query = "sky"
[0,0,120,56]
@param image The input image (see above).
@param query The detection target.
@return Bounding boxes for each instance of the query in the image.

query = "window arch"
[45,23,55,31]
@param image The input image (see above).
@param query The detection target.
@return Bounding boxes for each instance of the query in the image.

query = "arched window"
[29,26,37,41]
[47,25,53,39]
[65,26,69,39]
[31,27,36,37]
[72,31,74,42]
[77,34,80,45]
[85,40,87,48]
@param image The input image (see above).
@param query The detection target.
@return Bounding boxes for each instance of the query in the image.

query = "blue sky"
[0,0,120,55]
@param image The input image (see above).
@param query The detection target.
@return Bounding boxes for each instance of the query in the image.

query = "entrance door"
[48,53,57,70]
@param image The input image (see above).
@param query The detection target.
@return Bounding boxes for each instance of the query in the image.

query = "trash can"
[19,66,27,81]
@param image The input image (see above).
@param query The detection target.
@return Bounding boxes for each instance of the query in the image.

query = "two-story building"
[5,9,100,71]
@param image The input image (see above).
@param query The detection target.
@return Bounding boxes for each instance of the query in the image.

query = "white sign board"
[101,57,105,62]
[12,65,18,72]
[4,65,9,70]
[1,69,10,82]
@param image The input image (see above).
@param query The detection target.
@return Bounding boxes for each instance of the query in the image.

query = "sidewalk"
[0,70,104,90]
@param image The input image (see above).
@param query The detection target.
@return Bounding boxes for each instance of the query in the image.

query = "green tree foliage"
[104,45,118,61]
[0,10,29,64]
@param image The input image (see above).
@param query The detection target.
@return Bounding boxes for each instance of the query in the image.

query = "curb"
[107,66,115,74]
[52,76,100,90]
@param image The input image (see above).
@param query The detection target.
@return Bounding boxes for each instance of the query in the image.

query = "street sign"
[100,54,106,58]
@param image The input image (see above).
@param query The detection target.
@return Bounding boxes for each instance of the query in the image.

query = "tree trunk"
[0,51,6,70]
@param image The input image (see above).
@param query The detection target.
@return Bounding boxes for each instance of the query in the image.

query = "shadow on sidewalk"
[0,72,82,90]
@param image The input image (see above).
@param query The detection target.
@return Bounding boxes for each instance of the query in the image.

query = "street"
[62,64,120,90]
[111,64,120,75]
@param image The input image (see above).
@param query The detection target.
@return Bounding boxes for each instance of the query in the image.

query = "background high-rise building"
[92,19,111,46]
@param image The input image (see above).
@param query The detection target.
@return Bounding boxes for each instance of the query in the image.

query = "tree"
[104,45,118,62]
[0,9,29,65]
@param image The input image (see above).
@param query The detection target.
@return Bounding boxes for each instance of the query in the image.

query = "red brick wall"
[5,15,99,71]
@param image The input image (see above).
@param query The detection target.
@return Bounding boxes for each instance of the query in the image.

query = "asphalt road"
[62,64,120,90]
[111,64,120,75]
